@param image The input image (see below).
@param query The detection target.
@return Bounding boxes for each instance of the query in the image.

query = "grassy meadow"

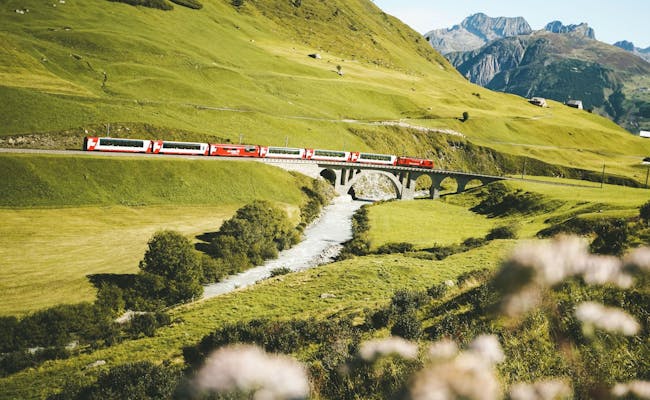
[0,153,309,316]
[367,200,494,249]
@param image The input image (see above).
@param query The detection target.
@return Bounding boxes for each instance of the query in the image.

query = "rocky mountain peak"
[424,13,531,54]
[614,40,635,52]
[544,21,595,39]
[460,13,532,41]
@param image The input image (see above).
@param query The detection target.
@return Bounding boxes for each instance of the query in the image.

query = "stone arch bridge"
[260,159,505,200]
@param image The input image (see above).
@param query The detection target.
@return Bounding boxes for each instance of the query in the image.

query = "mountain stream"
[202,197,366,299]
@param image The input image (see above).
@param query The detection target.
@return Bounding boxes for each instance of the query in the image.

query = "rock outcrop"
[424,13,531,54]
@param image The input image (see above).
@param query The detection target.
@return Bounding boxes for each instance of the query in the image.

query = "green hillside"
[2,0,650,181]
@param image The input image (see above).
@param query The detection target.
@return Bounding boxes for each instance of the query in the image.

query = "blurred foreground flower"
[408,336,503,400]
[359,336,418,361]
[193,344,309,400]
[509,379,572,400]
[575,301,640,336]
[612,380,650,399]
[623,247,650,274]
[495,236,634,317]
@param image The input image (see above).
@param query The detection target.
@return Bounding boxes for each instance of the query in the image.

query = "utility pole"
[239,133,243,144]
[106,123,110,136]
[285,136,289,147]
[600,162,606,188]
[522,159,526,179]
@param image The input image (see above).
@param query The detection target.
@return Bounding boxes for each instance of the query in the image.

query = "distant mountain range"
[613,40,650,62]
[425,13,650,133]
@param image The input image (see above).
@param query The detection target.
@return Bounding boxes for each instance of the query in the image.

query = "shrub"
[640,200,650,225]
[486,225,518,240]
[590,219,629,256]
[107,0,173,10]
[427,282,448,299]
[209,201,296,267]
[376,242,415,254]
[49,361,182,400]
[391,289,427,314]
[270,267,292,277]
[461,111,469,121]
[169,0,202,9]
[390,311,422,340]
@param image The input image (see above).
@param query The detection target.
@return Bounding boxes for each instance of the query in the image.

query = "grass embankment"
[0,154,307,316]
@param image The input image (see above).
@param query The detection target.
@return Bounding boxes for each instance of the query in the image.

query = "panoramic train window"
[99,138,144,147]
[314,150,346,157]
[162,142,203,150]
[359,153,392,161]
[268,147,301,155]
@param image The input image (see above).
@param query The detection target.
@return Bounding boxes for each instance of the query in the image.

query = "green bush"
[209,200,297,267]
[376,242,415,254]
[590,218,629,256]
[270,267,292,277]
[48,361,182,400]
[390,311,422,339]
[640,200,650,225]
[427,282,448,299]
[169,0,202,9]
[107,0,173,10]
[486,225,518,240]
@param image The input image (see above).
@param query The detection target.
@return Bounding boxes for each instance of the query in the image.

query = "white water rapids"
[202,197,366,299]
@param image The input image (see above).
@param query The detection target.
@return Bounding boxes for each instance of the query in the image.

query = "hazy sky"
[373,0,650,48]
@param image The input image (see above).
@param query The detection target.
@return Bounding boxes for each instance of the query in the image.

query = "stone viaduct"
[259,159,505,200]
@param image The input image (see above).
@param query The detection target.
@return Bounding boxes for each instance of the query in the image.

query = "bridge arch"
[344,169,402,199]
[319,168,337,186]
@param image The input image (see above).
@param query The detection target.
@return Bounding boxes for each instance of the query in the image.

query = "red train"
[83,137,434,169]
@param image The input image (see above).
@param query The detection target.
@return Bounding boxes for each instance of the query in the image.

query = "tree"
[640,200,650,225]
[590,219,629,256]
[461,111,469,122]
[139,231,203,302]
[139,231,201,282]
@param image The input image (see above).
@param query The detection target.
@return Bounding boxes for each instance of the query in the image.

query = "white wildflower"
[409,352,500,400]
[509,379,572,400]
[576,254,631,288]
[624,247,650,273]
[612,380,650,399]
[498,236,635,316]
[427,339,458,361]
[193,344,309,400]
[575,302,640,336]
[468,335,504,365]
[359,337,418,361]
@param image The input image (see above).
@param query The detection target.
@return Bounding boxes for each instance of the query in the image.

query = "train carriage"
[307,149,351,162]
[210,144,261,157]
[157,141,210,156]
[396,157,434,169]
[262,146,306,159]
[84,137,153,153]
[354,152,397,166]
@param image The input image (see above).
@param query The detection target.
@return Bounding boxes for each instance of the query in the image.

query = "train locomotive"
[83,137,434,169]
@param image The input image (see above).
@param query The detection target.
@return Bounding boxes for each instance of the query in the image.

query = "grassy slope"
[0,153,306,316]
[1,0,650,179]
